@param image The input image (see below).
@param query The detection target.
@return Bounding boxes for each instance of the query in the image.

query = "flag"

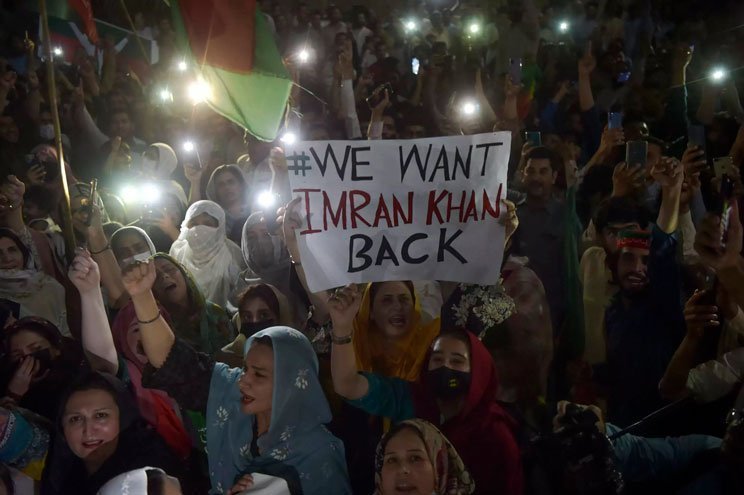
[171,0,292,141]
[34,0,99,44]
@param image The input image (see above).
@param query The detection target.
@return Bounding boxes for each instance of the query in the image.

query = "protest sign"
[284,132,511,292]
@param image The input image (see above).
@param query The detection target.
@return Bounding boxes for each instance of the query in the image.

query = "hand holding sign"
[328,284,362,332]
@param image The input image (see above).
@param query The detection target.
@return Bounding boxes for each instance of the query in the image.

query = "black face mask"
[240,319,276,338]
[426,366,471,400]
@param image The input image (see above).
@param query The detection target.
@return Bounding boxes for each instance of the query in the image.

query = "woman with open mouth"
[118,257,351,494]
[373,419,474,495]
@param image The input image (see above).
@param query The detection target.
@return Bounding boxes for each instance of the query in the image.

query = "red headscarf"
[410,331,524,495]
[111,302,191,459]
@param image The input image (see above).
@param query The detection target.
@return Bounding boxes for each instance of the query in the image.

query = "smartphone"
[142,206,164,223]
[616,71,631,83]
[713,156,733,180]
[83,179,98,226]
[366,82,394,108]
[608,112,623,130]
[687,124,706,152]
[509,58,522,85]
[524,131,542,147]
[411,57,420,75]
[625,140,648,169]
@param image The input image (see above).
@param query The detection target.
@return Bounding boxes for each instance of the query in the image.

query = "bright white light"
[177,60,188,71]
[120,185,139,204]
[158,88,173,102]
[461,100,479,116]
[257,190,276,209]
[52,46,63,57]
[297,49,310,63]
[280,132,297,145]
[710,67,727,82]
[182,141,195,152]
[559,21,570,33]
[404,20,417,32]
[468,23,481,35]
[142,183,161,203]
[187,78,211,104]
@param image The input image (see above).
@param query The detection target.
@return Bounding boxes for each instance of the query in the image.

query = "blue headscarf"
[205,326,351,494]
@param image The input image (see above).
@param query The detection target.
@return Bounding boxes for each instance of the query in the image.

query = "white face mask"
[120,251,151,268]
[39,124,55,141]
[141,157,158,176]
[184,224,220,252]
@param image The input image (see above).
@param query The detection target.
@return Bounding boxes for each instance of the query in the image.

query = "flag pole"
[39,0,77,264]
[117,0,151,64]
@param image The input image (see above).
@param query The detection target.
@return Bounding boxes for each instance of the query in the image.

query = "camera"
[531,404,624,494]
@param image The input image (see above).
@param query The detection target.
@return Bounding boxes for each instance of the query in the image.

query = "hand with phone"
[578,41,597,77]
[625,140,648,170]
[612,162,646,197]
[598,125,625,156]
[694,202,742,271]
[682,146,707,177]
[683,290,720,340]
[651,156,684,190]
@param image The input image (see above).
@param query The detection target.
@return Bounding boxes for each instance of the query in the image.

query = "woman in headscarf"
[330,285,523,495]
[0,228,69,335]
[221,283,294,368]
[0,405,50,484]
[206,164,251,244]
[40,371,187,495]
[151,253,233,355]
[374,419,474,495]
[1,317,83,421]
[69,249,192,460]
[169,200,245,309]
[119,259,352,494]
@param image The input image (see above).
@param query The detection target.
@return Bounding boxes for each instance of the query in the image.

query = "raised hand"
[598,125,625,154]
[184,164,203,184]
[121,260,156,298]
[612,163,645,197]
[651,156,684,189]
[68,249,101,294]
[683,290,719,340]
[26,163,47,186]
[277,197,302,261]
[500,200,518,245]
[681,146,706,177]
[0,175,25,215]
[269,147,287,174]
[694,202,743,271]
[328,284,362,331]
[578,41,596,77]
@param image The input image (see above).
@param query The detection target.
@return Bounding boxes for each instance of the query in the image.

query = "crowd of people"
[0,0,743,493]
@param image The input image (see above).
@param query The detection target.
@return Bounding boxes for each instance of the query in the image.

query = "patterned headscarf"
[374,419,474,495]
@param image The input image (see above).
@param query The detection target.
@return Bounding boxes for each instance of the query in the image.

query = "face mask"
[426,366,471,400]
[120,251,151,268]
[184,224,219,252]
[240,319,276,338]
[39,124,55,141]
[141,157,158,176]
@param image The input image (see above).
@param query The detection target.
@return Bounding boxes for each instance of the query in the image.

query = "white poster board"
[284,132,511,292]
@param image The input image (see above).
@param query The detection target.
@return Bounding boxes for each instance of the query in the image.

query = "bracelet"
[90,243,111,255]
[331,332,352,345]
[137,310,161,325]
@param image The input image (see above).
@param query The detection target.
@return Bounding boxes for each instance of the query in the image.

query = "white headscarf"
[169,200,244,307]
[97,467,160,495]
[140,143,178,179]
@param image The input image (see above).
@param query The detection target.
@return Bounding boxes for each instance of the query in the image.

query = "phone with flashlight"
[713,157,732,180]
[608,112,623,130]
[525,131,541,147]
[625,140,647,169]
[411,57,420,75]
[509,58,522,85]
[687,124,706,152]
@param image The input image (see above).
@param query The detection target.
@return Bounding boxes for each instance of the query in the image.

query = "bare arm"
[84,201,128,308]
[653,157,684,234]
[69,251,118,375]
[329,284,369,400]
[122,261,175,369]
[578,42,596,112]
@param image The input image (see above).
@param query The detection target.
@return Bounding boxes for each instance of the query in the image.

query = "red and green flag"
[34,0,99,44]
[170,0,292,141]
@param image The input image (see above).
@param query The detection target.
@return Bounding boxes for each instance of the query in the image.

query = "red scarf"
[411,332,524,495]
[111,303,191,459]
